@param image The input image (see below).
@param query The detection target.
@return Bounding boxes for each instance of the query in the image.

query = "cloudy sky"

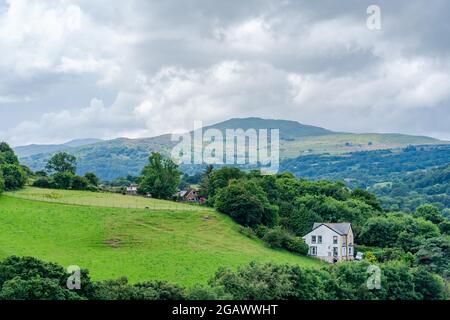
[0,0,449,146]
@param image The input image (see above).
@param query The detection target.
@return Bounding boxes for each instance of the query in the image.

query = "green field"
[0,188,321,285]
[6,187,209,211]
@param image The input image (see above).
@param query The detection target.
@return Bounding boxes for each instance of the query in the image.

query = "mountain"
[14,138,103,158]
[203,117,335,140]
[16,117,445,180]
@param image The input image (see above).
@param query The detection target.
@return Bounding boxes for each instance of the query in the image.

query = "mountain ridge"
[14,117,446,180]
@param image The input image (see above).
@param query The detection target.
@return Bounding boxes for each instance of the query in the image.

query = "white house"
[302,223,355,263]
[126,184,138,195]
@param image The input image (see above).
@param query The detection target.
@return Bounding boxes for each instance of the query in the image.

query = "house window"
[318,235,322,244]
[348,246,352,255]
[342,246,347,256]
[310,246,317,256]
[333,247,338,257]
[333,236,338,244]
[311,235,316,244]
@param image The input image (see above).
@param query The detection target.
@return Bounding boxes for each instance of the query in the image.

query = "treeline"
[197,166,449,280]
[0,256,446,300]
[32,152,99,191]
[0,142,28,193]
[280,144,450,211]
[375,163,450,212]
[198,166,382,253]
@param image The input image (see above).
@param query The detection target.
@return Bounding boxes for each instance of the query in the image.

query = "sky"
[0,0,449,146]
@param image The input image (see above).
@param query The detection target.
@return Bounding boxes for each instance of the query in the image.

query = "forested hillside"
[281,144,450,211]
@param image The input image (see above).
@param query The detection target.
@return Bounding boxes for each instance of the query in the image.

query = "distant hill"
[16,117,445,180]
[204,117,335,140]
[14,138,103,158]
[280,144,450,211]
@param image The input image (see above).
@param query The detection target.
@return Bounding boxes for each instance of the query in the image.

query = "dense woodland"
[281,144,450,212]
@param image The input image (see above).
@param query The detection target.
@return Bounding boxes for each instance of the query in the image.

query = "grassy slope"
[6,187,210,211]
[0,189,321,286]
[280,133,443,158]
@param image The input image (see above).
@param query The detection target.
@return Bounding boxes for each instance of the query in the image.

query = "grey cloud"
[1,0,449,145]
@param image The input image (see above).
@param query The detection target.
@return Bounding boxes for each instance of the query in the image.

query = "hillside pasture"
[0,193,321,285]
[6,187,208,211]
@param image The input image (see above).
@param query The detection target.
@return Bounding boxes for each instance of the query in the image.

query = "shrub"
[71,176,90,190]
[239,226,257,239]
[285,237,309,255]
[33,177,52,189]
[1,164,27,190]
[52,172,74,189]
[262,227,287,248]
[84,172,100,186]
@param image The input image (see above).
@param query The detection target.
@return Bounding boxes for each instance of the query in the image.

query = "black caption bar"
[0,300,447,319]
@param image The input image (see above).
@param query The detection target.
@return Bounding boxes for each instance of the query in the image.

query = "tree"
[1,164,27,190]
[0,142,19,165]
[71,176,89,190]
[0,256,95,300]
[138,152,180,199]
[351,188,382,211]
[46,152,77,174]
[214,179,279,227]
[0,169,4,194]
[0,276,82,300]
[52,172,75,190]
[201,167,244,201]
[414,205,444,225]
[199,165,214,198]
[413,267,446,300]
[415,236,450,278]
[33,177,51,189]
[359,213,440,251]
[84,172,99,186]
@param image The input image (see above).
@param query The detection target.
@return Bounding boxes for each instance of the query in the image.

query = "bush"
[239,226,257,239]
[262,227,308,255]
[84,172,100,186]
[187,284,231,300]
[0,276,82,300]
[262,227,287,248]
[0,170,4,194]
[285,237,309,255]
[71,176,90,190]
[52,172,75,189]
[413,267,447,300]
[134,281,186,300]
[0,256,95,300]
[92,277,157,300]
[33,177,52,189]
[1,164,27,190]
[254,225,269,238]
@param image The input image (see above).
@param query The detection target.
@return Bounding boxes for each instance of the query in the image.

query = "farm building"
[302,222,355,263]
[126,184,138,195]
[177,188,204,203]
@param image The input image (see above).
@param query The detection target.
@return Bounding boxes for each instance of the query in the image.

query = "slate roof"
[312,223,352,235]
